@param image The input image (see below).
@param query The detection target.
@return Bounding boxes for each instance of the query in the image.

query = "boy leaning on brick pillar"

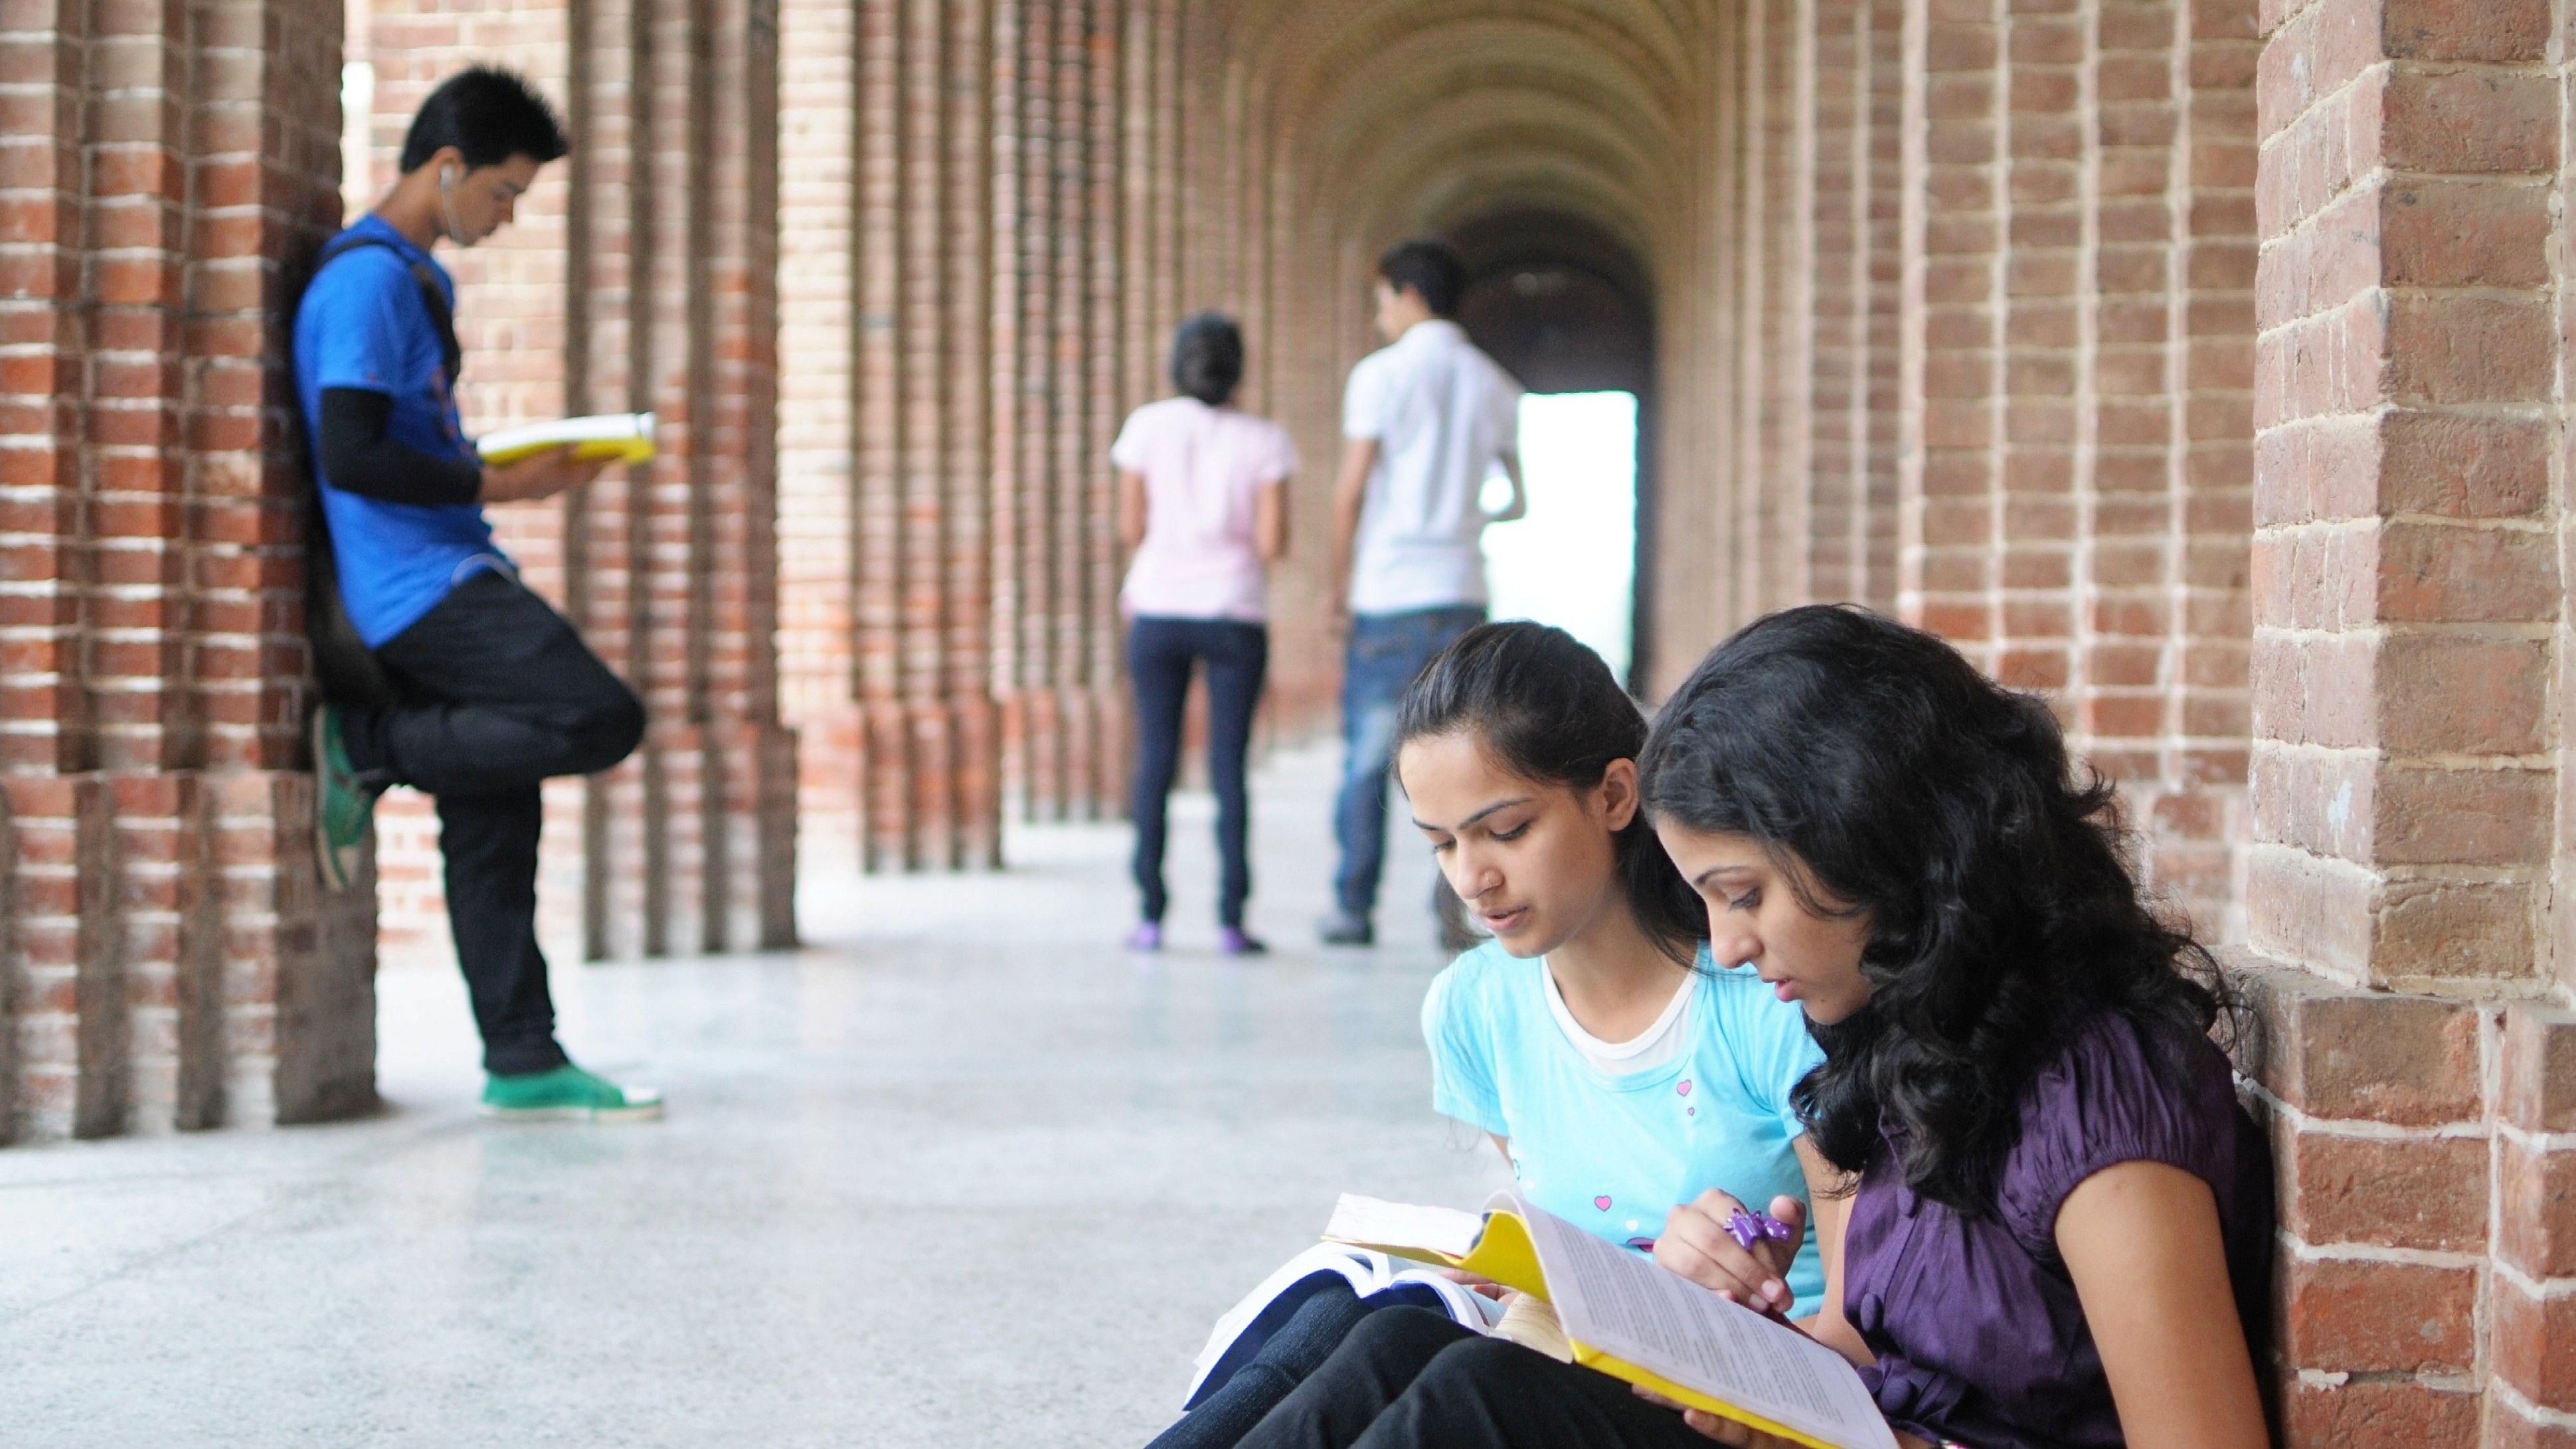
[294,66,661,1123]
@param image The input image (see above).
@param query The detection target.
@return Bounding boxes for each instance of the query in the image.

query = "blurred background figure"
[1113,313,1298,955]
[1319,240,1526,952]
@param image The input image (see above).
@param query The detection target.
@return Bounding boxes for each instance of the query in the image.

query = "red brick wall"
[2247,0,2571,1430]
[778,0,1178,867]
[0,0,374,1140]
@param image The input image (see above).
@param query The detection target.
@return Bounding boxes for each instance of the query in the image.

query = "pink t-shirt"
[1112,396,1298,622]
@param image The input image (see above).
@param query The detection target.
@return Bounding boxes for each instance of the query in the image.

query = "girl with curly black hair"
[1226,606,2273,1449]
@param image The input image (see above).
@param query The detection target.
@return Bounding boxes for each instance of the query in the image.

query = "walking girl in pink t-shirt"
[1114,312,1299,954]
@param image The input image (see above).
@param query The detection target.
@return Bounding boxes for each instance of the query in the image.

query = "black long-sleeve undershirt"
[318,387,484,507]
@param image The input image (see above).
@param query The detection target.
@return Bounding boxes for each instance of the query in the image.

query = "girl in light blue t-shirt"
[1397,623,1826,1313]
[1146,622,1831,1449]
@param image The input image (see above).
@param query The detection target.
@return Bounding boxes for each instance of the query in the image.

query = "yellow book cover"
[1324,1191,1897,1449]
[476,412,657,466]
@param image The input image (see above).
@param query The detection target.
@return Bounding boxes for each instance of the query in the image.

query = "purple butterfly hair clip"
[1724,1207,1796,1252]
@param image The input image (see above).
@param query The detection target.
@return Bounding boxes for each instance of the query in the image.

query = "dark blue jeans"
[1130,616,1270,927]
[1331,606,1483,917]
[1147,1283,1382,1449]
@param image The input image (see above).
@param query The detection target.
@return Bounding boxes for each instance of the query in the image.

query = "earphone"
[436,162,470,246]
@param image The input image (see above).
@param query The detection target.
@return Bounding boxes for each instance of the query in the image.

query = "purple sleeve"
[1995,1013,2241,1260]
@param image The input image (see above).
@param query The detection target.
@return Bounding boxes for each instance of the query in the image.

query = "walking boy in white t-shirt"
[1318,240,1526,948]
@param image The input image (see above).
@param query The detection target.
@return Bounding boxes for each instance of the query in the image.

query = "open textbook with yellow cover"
[475,412,657,466]
[1325,1191,1898,1449]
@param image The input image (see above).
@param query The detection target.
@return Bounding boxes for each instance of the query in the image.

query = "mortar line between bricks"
[2492,1377,2576,1428]
[2255,514,2557,535]
[2286,1235,2486,1270]
[2235,1078,2488,1142]
[2494,1260,2576,1298]
[2297,1366,2480,1391]
[2495,1122,2576,1153]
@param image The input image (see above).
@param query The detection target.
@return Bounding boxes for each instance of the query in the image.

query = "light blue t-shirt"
[1422,942,1830,1316]
[293,214,511,647]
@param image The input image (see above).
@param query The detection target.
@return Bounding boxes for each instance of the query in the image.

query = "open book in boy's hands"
[1325,1190,1898,1449]
[476,412,657,466]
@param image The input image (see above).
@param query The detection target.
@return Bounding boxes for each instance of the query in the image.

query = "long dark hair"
[1638,606,2226,1215]
[1396,622,1706,967]
[1170,311,1245,406]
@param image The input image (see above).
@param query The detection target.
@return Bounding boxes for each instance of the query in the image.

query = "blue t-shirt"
[1422,942,1830,1316]
[293,215,510,646]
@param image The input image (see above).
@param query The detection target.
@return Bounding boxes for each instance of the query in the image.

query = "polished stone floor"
[0,744,1508,1448]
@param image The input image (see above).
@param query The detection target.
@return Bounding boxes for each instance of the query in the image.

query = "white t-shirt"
[1111,396,1298,622]
[1542,960,1697,1074]
[1341,319,1525,614]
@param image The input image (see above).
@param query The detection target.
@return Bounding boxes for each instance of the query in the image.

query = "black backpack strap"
[298,228,457,706]
[313,230,460,386]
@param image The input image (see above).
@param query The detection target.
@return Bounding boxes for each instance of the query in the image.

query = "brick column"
[1732,0,1778,625]
[777,0,859,869]
[1760,0,1812,614]
[2249,0,2562,1430]
[780,0,1010,871]
[0,0,373,1142]
[1646,31,1736,694]
[2063,0,2259,940]
[780,0,1169,863]
[1808,0,1905,611]
[1901,0,2009,665]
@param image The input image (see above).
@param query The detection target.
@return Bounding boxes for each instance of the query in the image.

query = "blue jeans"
[1331,606,1484,917]
[1130,616,1270,927]
[1146,1283,1383,1449]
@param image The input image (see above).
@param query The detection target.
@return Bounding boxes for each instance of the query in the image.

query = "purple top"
[1841,1012,2273,1449]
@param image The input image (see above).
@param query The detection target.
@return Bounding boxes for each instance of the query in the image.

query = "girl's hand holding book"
[1436,1266,1509,1300]
[1654,1189,1804,1320]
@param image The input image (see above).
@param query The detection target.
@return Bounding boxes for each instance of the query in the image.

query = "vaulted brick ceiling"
[1203,0,1704,286]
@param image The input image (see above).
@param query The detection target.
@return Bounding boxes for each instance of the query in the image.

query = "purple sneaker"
[1125,921,1163,952]
[1219,926,1268,956]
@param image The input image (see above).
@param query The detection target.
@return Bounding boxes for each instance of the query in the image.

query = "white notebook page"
[1322,1193,1486,1260]
[1517,1195,1897,1449]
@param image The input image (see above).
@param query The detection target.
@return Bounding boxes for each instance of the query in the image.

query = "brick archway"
[5,0,2575,1440]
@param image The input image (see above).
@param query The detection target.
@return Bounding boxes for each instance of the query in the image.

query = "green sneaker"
[479,1063,665,1122]
[309,703,377,893]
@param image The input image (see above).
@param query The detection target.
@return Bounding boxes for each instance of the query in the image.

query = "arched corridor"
[2,0,2574,1439]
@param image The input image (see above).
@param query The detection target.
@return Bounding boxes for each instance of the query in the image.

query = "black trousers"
[1128,616,1268,928]
[342,570,646,1074]
[1233,1308,1714,1449]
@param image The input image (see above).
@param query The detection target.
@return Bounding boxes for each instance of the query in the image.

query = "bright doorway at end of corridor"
[1483,390,1639,681]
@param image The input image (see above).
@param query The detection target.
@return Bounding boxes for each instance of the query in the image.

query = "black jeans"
[341,570,647,1074]
[1129,616,1268,928]
[1235,1308,1712,1449]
